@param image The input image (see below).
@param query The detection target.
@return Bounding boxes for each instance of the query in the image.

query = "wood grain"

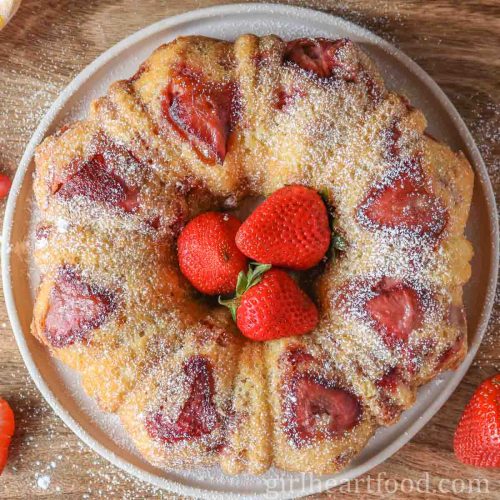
[0,1,499,498]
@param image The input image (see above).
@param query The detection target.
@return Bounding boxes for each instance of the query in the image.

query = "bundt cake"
[31,35,474,475]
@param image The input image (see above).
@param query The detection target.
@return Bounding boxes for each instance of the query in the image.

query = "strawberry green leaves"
[219,263,271,321]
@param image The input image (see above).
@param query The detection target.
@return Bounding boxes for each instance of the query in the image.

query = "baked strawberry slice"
[284,38,357,80]
[454,374,500,468]
[365,278,422,346]
[162,70,234,164]
[358,171,447,238]
[284,374,361,446]
[44,267,116,348]
[55,154,139,213]
[146,356,219,444]
[0,398,15,475]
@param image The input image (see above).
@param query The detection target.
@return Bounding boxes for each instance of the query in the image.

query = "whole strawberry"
[454,374,500,468]
[235,185,331,270]
[0,398,15,475]
[177,212,248,295]
[220,263,319,341]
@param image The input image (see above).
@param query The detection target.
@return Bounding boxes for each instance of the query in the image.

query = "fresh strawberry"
[55,154,139,213]
[358,170,447,238]
[220,264,319,341]
[235,185,331,270]
[177,212,248,295]
[365,278,422,346]
[454,375,500,468]
[0,174,12,199]
[283,374,361,446]
[162,69,234,164]
[284,38,357,80]
[0,398,15,475]
[146,356,219,443]
[44,267,116,348]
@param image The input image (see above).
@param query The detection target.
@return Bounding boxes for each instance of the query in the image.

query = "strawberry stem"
[218,296,238,321]
[219,262,271,321]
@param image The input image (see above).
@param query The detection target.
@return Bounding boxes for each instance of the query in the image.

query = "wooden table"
[0,1,498,498]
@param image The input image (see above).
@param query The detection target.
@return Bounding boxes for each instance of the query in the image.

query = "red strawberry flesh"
[146,356,219,444]
[0,398,15,475]
[54,154,139,212]
[284,38,356,80]
[376,367,401,393]
[44,267,116,348]
[366,278,422,346]
[284,374,361,446]
[358,170,447,238]
[162,69,235,164]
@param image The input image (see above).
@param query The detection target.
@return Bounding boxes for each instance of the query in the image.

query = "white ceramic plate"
[2,4,498,499]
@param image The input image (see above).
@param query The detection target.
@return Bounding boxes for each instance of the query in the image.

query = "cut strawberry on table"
[0,174,12,199]
[235,185,331,270]
[0,398,15,475]
[220,263,319,341]
[454,374,500,468]
[177,212,248,295]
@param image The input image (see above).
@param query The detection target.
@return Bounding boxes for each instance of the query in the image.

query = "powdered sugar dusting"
[1,4,497,497]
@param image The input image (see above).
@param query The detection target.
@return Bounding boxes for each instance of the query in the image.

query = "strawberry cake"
[31,35,473,475]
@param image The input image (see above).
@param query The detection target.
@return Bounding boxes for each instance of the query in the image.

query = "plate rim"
[2,3,498,499]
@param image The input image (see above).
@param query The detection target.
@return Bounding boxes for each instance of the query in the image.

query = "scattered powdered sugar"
[36,474,51,490]
[1,3,498,498]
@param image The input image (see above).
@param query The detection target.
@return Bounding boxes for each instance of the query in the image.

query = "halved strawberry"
[358,169,447,238]
[0,398,15,475]
[454,374,500,468]
[365,278,422,346]
[283,373,361,446]
[162,69,235,164]
[44,267,116,348]
[55,154,139,213]
[146,356,219,444]
[284,38,357,80]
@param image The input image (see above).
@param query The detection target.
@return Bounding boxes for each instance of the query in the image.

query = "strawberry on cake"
[31,35,473,475]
